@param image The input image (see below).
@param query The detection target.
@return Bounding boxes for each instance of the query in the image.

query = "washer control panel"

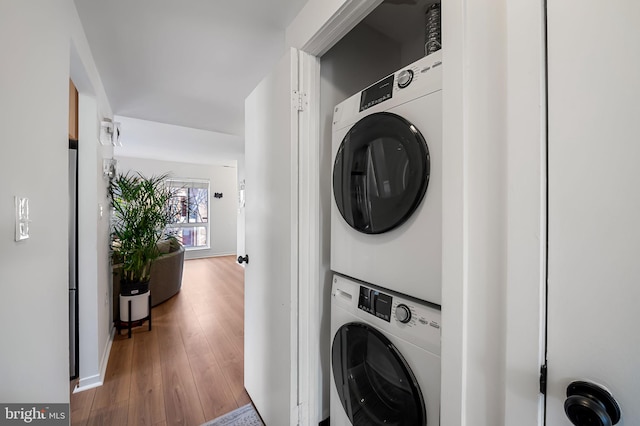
[356,284,441,331]
[358,286,393,322]
[333,274,441,355]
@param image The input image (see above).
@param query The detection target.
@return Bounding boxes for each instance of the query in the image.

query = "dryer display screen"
[360,75,394,112]
[358,286,392,322]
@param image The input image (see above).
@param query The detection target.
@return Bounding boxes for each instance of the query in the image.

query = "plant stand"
[117,291,152,339]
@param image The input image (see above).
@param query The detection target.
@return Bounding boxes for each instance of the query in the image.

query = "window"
[166,179,209,249]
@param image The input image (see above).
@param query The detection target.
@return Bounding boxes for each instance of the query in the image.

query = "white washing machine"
[331,51,443,305]
[330,274,441,426]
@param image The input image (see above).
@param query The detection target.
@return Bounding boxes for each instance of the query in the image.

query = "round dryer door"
[333,112,430,234]
[332,322,426,426]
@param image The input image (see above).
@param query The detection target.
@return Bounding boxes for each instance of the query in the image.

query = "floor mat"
[201,404,264,426]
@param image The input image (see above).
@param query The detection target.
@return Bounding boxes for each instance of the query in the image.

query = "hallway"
[70,256,248,425]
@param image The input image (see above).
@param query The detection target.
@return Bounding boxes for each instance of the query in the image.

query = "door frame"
[291,0,548,424]
[503,1,548,424]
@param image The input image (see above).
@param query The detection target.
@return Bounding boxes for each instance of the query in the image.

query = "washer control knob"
[397,70,414,88]
[396,304,412,323]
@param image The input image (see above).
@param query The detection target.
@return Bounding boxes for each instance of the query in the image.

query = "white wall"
[400,33,427,68]
[71,0,115,391]
[76,94,114,390]
[321,24,400,102]
[0,0,112,402]
[115,156,238,259]
[114,116,243,167]
[440,0,510,424]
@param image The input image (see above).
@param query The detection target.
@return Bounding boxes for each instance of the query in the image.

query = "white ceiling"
[74,0,309,137]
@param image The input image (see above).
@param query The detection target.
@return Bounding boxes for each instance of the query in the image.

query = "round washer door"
[333,112,430,234]
[332,322,426,426]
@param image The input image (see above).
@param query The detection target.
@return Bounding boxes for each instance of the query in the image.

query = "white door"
[244,47,300,426]
[547,2,640,425]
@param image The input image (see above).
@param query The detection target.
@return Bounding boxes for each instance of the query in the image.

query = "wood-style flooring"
[70,256,249,426]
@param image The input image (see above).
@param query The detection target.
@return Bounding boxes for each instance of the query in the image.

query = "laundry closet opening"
[318,0,443,423]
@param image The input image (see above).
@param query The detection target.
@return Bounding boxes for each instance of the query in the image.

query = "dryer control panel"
[359,74,394,112]
[333,49,442,132]
[356,50,442,113]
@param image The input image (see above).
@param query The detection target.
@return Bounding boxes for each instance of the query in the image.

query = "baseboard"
[73,326,115,394]
[99,325,116,379]
[73,375,102,393]
[185,251,236,260]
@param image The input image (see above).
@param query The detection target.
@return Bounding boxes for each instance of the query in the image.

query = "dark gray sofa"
[112,240,185,322]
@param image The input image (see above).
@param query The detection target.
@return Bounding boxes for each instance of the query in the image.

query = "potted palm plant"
[109,172,177,324]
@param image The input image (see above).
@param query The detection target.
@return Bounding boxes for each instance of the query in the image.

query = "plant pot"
[120,278,150,296]
[119,290,150,322]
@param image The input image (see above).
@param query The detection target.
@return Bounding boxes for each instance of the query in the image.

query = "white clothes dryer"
[331,51,442,305]
[330,274,441,426]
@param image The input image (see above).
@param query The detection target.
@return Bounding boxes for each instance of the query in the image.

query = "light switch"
[15,196,30,241]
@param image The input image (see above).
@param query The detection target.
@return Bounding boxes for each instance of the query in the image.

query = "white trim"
[184,245,211,251]
[74,326,115,393]
[298,0,382,56]
[184,251,236,260]
[289,3,382,424]
[439,0,467,422]
[503,0,547,424]
[74,375,102,393]
[165,177,209,185]
[296,51,321,426]
[288,47,301,426]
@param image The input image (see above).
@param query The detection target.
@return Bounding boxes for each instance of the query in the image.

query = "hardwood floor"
[71,256,249,426]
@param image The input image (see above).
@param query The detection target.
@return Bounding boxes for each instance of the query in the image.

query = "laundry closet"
[319,1,443,424]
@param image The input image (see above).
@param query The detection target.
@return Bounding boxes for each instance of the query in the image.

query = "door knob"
[564,381,621,426]
[237,255,249,264]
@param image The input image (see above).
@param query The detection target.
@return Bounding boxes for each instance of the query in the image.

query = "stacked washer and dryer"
[330,50,443,426]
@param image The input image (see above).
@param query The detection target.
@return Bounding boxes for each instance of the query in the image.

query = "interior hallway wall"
[76,93,115,390]
[0,0,113,402]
